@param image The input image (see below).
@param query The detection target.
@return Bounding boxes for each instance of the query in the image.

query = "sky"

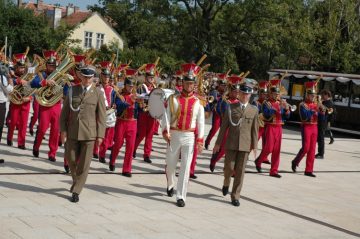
[27,0,100,10]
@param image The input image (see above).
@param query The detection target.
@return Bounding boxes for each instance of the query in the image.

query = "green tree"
[0,0,73,58]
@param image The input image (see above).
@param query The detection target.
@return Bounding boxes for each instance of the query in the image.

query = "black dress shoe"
[144,157,152,164]
[231,199,240,207]
[270,173,282,178]
[176,199,185,207]
[254,159,262,173]
[167,187,174,197]
[32,149,39,158]
[209,164,215,173]
[122,172,132,177]
[6,139,12,146]
[329,138,334,144]
[107,146,113,151]
[291,160,297,173]
[18,145,26,150]
[99,157,106,163]
[205,143,209,150]
[70,193,79,203]
[304,172,316,177]
[29,128,34,136]
[64,165,69,173]
[190,174,197,179]
[315,154,324,159]
[222,186,229,196]
[109,164,115,172]
[133,151,136,158]
[255,165,262,173]
[93,154,99,159]
[263,160,271,165]
[48,156,56,162]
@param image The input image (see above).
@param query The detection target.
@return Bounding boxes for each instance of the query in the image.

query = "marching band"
[0,45,331,207]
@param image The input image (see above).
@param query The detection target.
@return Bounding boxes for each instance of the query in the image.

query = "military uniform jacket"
[215,103,258,152]
[60,84,106,141]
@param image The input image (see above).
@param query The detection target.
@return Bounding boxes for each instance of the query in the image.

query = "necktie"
[82,87,87,97]
[241,104,245,111]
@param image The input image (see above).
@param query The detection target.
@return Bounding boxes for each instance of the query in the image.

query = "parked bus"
[268,69,360,132]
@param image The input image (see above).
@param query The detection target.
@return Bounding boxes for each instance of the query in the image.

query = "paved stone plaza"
[0,123,359,239]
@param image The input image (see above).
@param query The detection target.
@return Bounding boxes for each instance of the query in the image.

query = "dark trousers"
[317,122,326,156]
[0,102,6,142]
[224,150,249,200]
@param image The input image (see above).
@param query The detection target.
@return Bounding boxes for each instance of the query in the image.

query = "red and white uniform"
[162,91,205,201]
[255,98,290,175]
[7,74,31,147]
[133,83,156,160]
[292,100,324,173]
[110,92,138,173]
[31,71,62,159]
[93,84,115,159]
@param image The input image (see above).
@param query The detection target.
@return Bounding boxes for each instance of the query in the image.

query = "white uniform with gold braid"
[161,93,205,202]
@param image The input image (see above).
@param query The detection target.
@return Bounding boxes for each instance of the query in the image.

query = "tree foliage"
[0,0,73,58]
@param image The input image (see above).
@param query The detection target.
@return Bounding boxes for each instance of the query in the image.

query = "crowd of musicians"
[0,46,335,207]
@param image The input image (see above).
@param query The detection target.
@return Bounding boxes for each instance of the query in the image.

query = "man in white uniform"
[162,63,205,207]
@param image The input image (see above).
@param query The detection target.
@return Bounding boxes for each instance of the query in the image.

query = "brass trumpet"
[317,95,333,114]
[281,99,297,112]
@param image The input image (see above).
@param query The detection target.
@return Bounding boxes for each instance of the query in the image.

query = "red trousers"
[134,112,156,158]
[33,103,61,158]
[29,100,39,130]
[210,129,229,167]
[293,124,318,173]
[205,112,221,145]
[256,125,283,175]
[7,102,30,146]
[93,127,115,158]
[110,119,137,173]
[153,120,160,134]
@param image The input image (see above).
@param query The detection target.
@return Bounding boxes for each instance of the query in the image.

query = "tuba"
[9,55,45,105]
[35,52,75,107]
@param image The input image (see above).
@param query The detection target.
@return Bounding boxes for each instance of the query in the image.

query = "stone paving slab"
[0,123,359,239]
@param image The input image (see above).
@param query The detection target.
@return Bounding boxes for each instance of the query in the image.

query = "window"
[96,33,105,49]
[351,83,360,106]
[333,81,350,106]
[84,31,93,48]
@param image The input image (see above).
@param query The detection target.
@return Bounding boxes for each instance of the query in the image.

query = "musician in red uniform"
[254,78,290,178]
[253,80,270,165]
[209,75,240,172]
[7,51,31,149]
[292,81,325,177]
[109,69,140,177]
[93,61,116,163]
[133,63,157,163]
[31,50,61,162]
[204,74,227,150]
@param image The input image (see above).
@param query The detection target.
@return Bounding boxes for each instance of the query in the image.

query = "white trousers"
[165,130,195,201]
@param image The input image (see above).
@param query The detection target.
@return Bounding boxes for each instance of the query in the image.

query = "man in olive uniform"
[60,65,106,203]
[213,77,258,207]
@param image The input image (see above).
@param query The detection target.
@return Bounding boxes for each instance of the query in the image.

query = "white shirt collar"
[82,84,92,92]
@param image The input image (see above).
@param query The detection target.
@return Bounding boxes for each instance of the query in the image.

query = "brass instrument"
[9,54,46,105]
[35,52,75,107]
[281,99,297,112]
[258,113,265,127]
[317,95,333,114]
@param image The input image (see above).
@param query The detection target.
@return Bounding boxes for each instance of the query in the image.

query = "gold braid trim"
[169,94,181,125]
